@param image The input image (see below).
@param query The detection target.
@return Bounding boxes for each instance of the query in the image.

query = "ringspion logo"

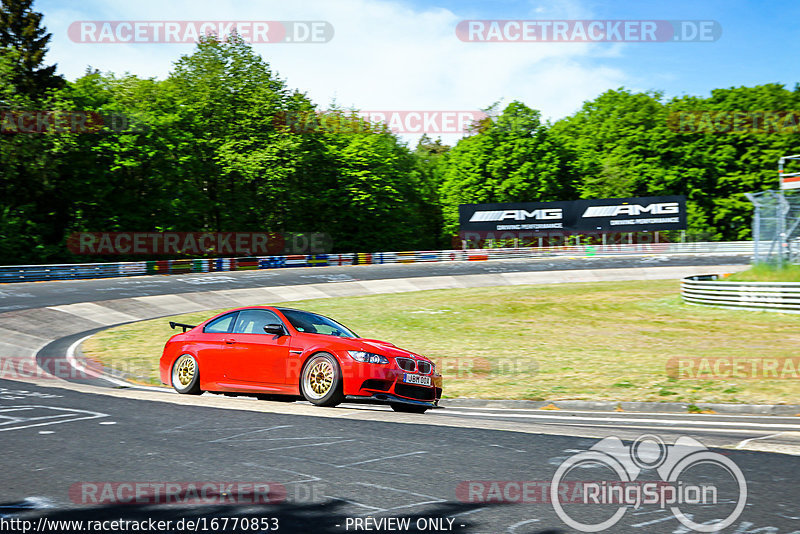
[68,21,334,43]
[550,435,746,532]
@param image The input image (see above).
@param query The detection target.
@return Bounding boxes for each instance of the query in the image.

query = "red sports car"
[159,306,443,413]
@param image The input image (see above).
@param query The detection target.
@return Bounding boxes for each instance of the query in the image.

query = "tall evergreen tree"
[0,0,63,97]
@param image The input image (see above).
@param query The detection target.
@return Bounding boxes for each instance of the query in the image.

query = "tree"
[439,101,566,235]
[0,0,63,97]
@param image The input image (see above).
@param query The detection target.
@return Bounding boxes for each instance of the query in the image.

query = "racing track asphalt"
[1,378,799,533]
[0,253,749,312]
[3,253,800,533]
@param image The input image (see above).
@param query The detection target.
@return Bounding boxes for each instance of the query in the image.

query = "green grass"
[82,280,800,405]
[726,263,800,282]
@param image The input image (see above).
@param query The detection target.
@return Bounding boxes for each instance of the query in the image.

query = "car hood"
[338,337,431,362]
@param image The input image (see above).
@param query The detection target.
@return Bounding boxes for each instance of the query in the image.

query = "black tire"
[171,354,202,395]
[391,404,429,414]
[300,352,345,407]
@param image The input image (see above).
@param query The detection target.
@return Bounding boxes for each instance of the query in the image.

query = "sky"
[36,0,800,144]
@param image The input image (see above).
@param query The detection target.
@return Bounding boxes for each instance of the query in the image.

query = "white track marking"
[538,423,794,435]
[0,412,73,425]
[264,439,355,451]
[0,405,106,431]
[632,513,681,528]
[336,451,427,468]
[441,405,800,420]
[449,507,487,518]
[435,410,800,430]
[350,482,446,517]
[233,436,348,442]
[355,482,443,502]
[325,496,386,513]
[363,499,446,516]
[736,432,785,449]
[207,425,293,443]
[65,334,167,391]
[507,519,540,533]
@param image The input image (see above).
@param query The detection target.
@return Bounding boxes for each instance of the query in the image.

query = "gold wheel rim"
[306,359,334,397]
[176,357,195,387]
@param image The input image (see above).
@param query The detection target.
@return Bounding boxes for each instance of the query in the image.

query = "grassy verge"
[726,263,800,282]
[82,280,800,405]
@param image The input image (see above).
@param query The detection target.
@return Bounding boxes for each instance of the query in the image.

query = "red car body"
[159,306,443,410]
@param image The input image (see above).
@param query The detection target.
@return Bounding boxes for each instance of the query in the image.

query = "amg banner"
[459,195,687,234]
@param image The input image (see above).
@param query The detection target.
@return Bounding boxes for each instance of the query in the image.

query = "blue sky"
[36,0,800,141]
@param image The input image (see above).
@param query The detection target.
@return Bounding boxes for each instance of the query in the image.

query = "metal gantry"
[745,155,800,266]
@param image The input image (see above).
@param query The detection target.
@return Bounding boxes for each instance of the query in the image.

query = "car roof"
[220,305,302,313]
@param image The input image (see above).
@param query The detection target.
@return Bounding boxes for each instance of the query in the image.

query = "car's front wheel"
[300,353,344,407]
[391,404,429,414]
[171,354,202,395]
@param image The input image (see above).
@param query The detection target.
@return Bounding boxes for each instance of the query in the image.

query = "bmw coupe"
[159,306,442,413]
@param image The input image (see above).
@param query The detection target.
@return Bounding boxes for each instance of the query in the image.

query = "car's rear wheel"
[391,404,429,414]
[172,354,201,395]
[300,353,344,407]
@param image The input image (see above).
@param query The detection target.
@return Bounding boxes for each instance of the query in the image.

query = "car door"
[193,311,239,386]
[226,309,290,386]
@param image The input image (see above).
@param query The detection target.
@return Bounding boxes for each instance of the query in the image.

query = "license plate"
[403,373,431,386]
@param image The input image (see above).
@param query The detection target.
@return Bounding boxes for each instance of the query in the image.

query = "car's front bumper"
[344,393,443,409]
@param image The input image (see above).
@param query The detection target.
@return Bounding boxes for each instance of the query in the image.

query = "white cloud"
[39,0,630,143]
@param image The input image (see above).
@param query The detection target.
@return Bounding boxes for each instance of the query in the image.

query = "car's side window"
[203,312,237,334]
[233,309,284,335]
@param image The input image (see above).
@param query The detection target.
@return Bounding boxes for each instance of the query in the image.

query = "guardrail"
[681,274,800,312]
[0,241,752,284]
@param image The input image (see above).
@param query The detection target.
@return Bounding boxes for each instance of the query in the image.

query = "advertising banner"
[459,196,687,234]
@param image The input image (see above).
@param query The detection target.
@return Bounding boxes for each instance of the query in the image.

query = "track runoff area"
[2,201,798,534]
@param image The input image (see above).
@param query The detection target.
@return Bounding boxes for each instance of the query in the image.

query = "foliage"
[0,0,63,97]
[2,2,800,264]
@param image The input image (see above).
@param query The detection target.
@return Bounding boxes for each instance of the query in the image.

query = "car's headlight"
[348,351,389,364]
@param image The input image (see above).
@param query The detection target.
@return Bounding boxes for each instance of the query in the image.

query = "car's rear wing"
[169,321,197,332]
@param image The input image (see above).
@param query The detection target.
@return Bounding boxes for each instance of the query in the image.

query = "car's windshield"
[279,309,358,338]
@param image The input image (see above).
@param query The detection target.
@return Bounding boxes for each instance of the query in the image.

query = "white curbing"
[47,302,140,325]
[130,294,209,315]
[0,263,749,388]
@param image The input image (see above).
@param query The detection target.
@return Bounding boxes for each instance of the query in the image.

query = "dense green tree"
[439,101,565,235]
[2,2,799,264]
[0,0,63,97]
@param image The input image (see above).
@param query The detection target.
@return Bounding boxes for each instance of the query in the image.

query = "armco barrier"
[681,274,800,312]
[0,241,751,284]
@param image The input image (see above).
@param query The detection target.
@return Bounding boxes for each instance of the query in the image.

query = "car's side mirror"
[264,324,286,336]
